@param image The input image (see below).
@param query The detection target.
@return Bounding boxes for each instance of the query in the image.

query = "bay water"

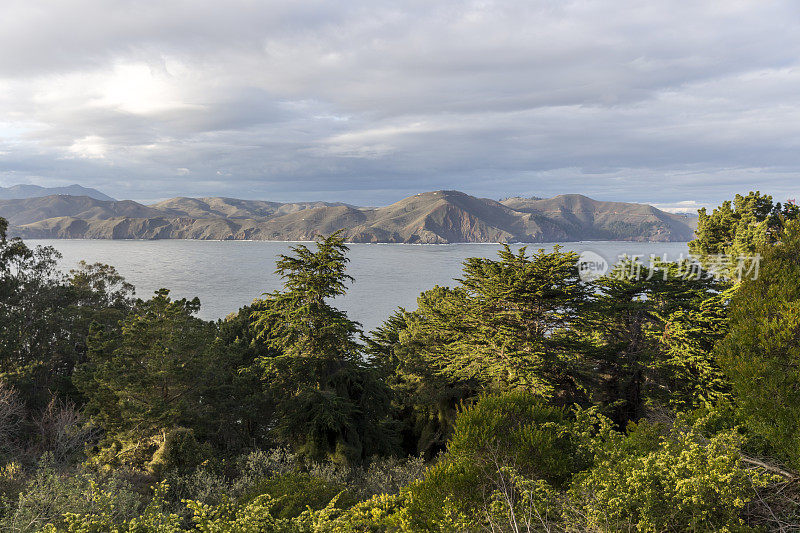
[31,240,690,332]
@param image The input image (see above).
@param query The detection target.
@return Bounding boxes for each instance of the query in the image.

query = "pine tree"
[689,191,800,277]
[370,246,591,455]
[369,291,481,456]
[77,289,214,440]
[251,232,396,463]
[398,246,589,399]
[581,257,729,426]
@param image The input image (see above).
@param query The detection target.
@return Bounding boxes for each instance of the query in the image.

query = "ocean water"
[31,240,690,332]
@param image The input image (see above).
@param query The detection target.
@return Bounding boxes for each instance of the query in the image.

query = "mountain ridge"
[0,184,115,201]
[1,190,696,243]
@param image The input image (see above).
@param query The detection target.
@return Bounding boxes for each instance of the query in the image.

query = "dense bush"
[239,472,355,519]
[147,428,211,478]
[406,391,591,530]
[567,416,774,532]
[2,461,145,533]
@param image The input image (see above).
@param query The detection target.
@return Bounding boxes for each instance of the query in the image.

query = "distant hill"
[0,184,115,201]
[500,194,696,241]
[150,197,355,219]
[0,196,161,226]
[1,190,696,243]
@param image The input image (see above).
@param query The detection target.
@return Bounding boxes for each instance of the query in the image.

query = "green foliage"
[0,227,133,409]
[77,289,215,446]
[160,447,425,522]
[148,428,211,479]
[453,246,588,396]
[655,289,732,410]
[447,392,588,487]
[203,306,274,451]
[370,291,480,457]
[407,391,590,530]
[185,493,294,533]
[581,257,731,426]
[2,219,799,531]
[309,455,426,502]
[316,492,410,532]
[716,220,800,468]
[0,461,25,506]
[253,231,359,363]
[46,481,183,533]
[415,246,588,397]
[2,461,144,533]
[482,468,562,533]
[567,416,773,532]
[251,233,397,463]
[44,479,387,533]
[372,246,590,457]
[689,191,800,277]
[240,472,355,519]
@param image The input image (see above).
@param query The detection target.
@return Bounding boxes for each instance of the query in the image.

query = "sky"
[1,0,799,209]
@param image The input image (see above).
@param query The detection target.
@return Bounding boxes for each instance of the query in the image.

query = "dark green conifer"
[251,232,397,463]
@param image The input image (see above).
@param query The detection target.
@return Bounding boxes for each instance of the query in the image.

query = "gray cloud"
[0,0,799,207]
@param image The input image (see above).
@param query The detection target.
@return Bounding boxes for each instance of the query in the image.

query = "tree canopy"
[689,191,800,278]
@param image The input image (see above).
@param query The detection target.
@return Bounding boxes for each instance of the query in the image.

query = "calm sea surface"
[31,240,689,332]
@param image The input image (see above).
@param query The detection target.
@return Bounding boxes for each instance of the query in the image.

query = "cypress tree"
[251,232,397,463]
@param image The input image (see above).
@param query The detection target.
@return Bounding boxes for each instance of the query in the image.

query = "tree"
[251,233,397,463]
[77,289,215,443]
[382,246,588,396]
[689,191,800,278]
[371,246,590,456]
[0,220,134,408]
[199,304,275,452]
[715,219,800,468]
[0,226,68,404]
[580,257,730,427]
[369,290,483,457]
[453,245,589,397]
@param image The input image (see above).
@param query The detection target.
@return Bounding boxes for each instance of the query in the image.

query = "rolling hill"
[500,194,696,241]
[1,190,696,243]
[0,184,115,201]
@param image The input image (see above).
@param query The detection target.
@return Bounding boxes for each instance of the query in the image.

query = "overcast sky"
[1,0,799,209]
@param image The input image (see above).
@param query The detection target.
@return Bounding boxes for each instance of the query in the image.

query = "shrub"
[314,492,411,532]
[306,454,427,501]
[45,481,181,533]
[0,461,24,500]
[240,472,356,519]
[567,418,775,532]
[2,461,144,533]
[446,391,589,487]
[229,448,299,497]
[406,391,590,530]
[148,428,211,478]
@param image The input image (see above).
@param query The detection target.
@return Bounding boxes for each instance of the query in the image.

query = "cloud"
[651,200,712,214]
[0,0,799,206]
